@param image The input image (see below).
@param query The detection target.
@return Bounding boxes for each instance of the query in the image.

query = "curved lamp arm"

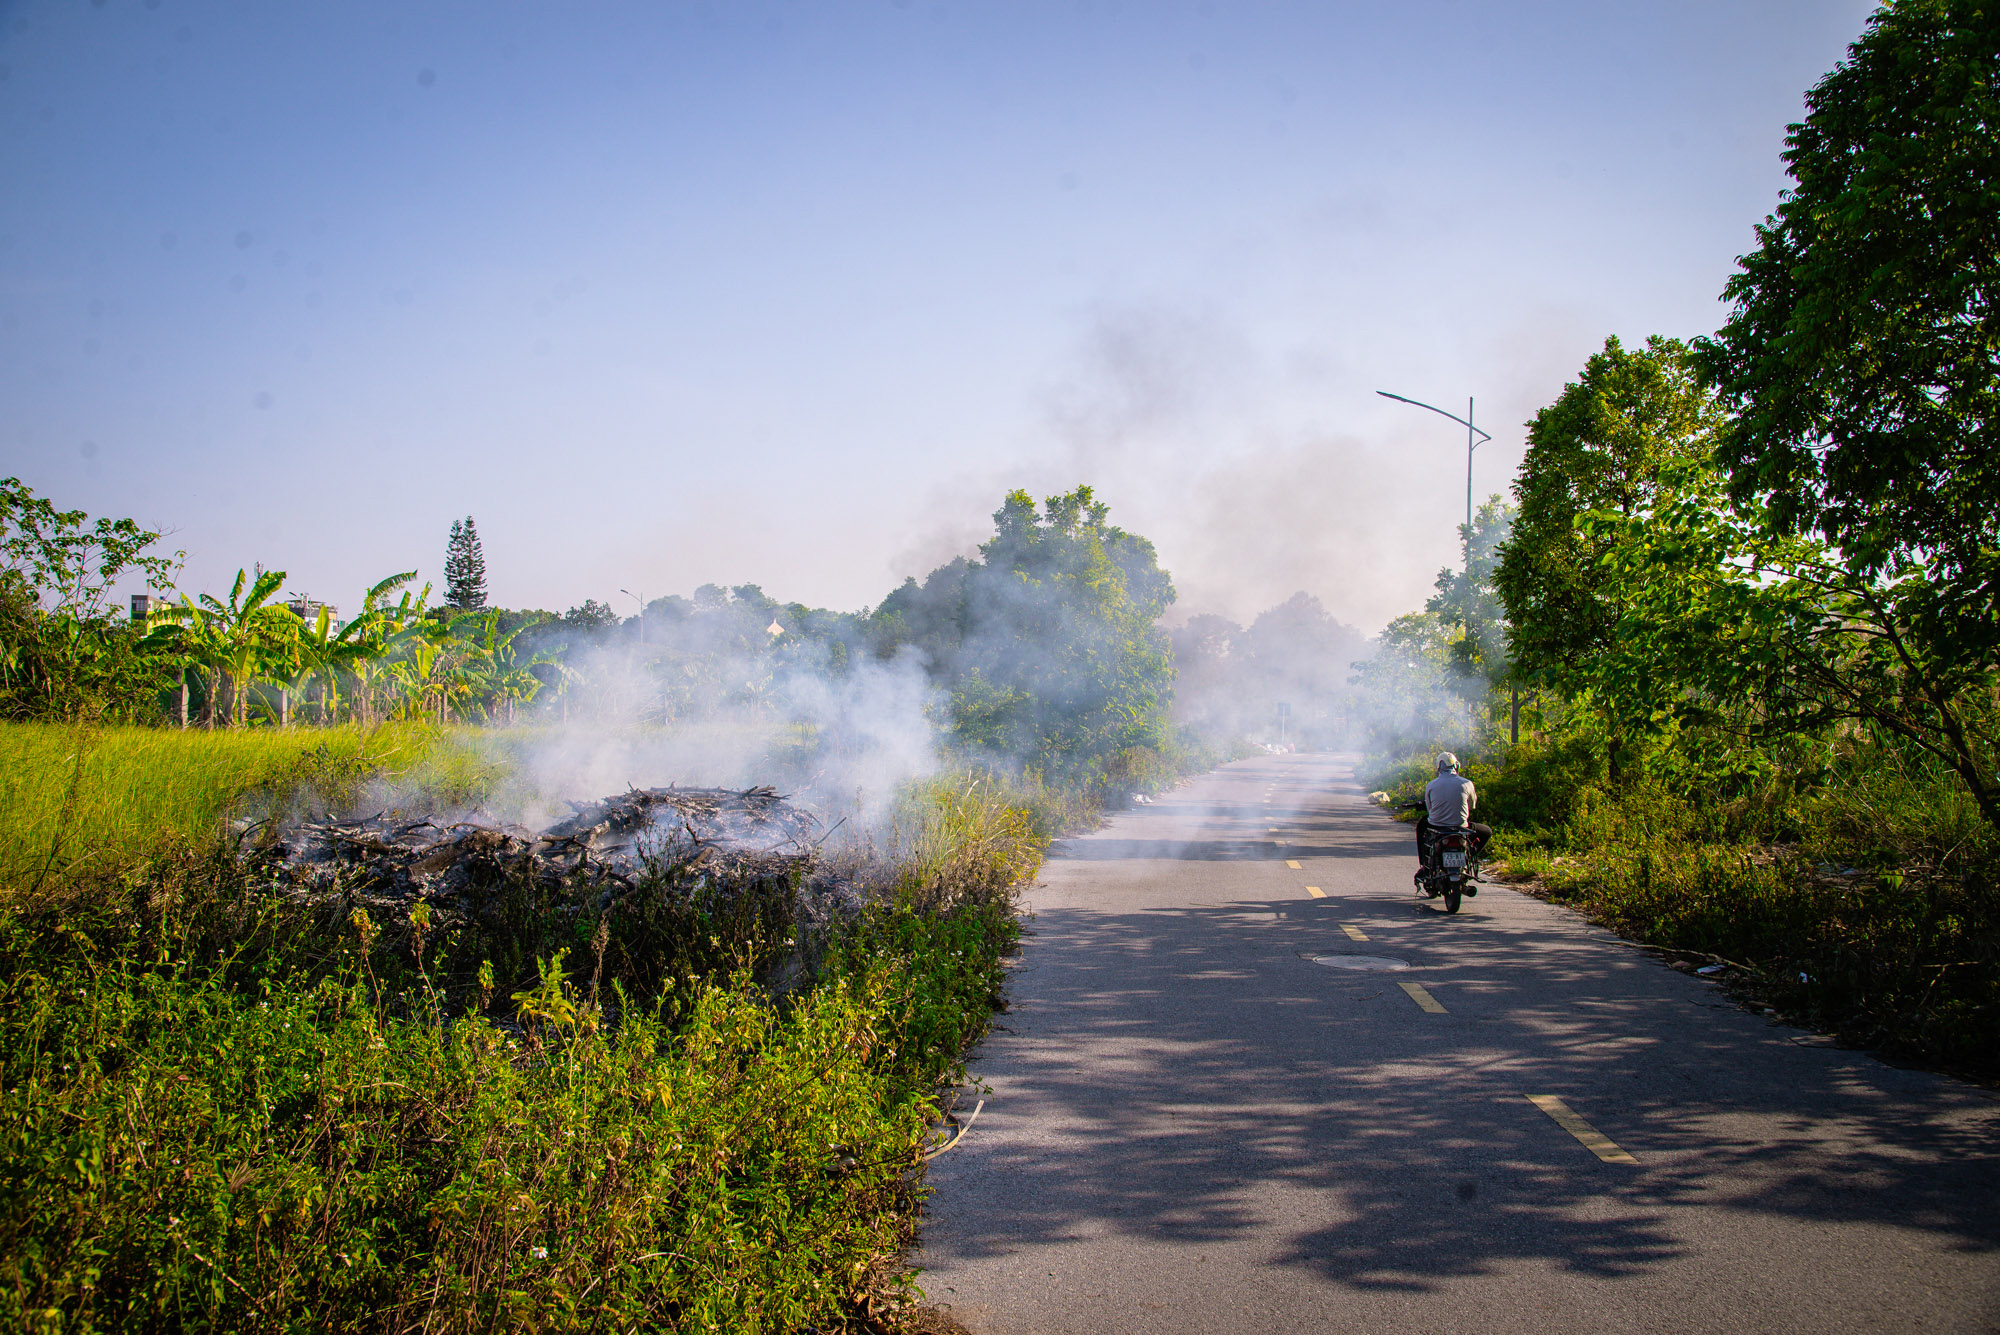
[1376,390,1491,444]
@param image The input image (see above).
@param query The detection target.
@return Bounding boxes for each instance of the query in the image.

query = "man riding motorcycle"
[1416,752,1492,880]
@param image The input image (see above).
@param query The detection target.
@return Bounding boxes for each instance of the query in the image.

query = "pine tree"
[444,516,488,611]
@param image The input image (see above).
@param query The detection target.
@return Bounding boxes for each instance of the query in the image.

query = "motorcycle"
[1398,801,1482,914]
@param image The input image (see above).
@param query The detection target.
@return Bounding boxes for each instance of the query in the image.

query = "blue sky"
[0,0,1876,630]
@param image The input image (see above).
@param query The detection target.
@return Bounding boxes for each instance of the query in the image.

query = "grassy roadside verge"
[0,725,1060,1333]
[1368,744,2000,1079]
[0,723,497,891]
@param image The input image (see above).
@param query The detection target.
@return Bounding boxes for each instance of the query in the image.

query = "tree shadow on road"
[927,894,2000,1297]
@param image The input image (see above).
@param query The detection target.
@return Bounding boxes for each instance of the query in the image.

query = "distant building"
[286,596,341,628]
[130,593,167,621]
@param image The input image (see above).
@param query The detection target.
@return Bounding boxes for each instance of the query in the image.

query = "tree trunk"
[279,686,290,728]
[176,668,188,729]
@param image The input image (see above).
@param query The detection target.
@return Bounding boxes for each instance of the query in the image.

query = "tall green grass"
[0,723,498,895]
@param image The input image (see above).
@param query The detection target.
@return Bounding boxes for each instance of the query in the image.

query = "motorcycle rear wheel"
[1443,883,1462,914]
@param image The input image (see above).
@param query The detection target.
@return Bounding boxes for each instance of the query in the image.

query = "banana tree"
[439,610,563,723]
[155,569,293,727]
[218,569,296,727]
[149,600,224,726]
[348,574,424,724]
[294,578,410,723]
[136,607,195,726]
[386,631,450,724]
[290,605,343,723]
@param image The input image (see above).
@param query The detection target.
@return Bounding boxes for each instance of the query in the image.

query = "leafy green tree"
[1672,0,2000,828]
[1697,0,2000,586]
[0,476,181,619]
[869,559,974,675]
[1495,336,1725,684]
[1166,613,1245,739]
[1579,459,2000,830]
[1427,495,1515,694]
[872,487,1176,786]
[444,516,488,611]
[0,477,184,721]
[560,599,620,632]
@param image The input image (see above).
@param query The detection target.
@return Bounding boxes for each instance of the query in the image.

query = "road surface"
[918,753,2000,1334]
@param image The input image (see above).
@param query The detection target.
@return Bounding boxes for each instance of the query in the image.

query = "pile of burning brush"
[260,785,867,933]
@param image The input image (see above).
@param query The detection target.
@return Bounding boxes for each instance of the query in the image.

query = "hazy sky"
[0,0,1876,632]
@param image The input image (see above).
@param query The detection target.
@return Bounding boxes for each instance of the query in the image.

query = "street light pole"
[1377,389,1492,572]
[1379,388,1519,744]
[619,588,645,645]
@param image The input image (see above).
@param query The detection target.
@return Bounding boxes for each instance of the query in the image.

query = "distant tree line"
[0,482,1197,795]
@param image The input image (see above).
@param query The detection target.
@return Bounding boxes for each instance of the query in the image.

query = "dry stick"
[921,1099,985,1161]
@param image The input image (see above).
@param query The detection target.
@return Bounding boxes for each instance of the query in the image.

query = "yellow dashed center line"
[1340,923,1367,940]
[1285,860,1301,870]
[1527,1095,1637,1163]
[1305,886,1325,899]
[1397,981,1446,1013]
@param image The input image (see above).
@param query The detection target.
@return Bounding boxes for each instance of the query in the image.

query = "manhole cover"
[1307,954,1411,972]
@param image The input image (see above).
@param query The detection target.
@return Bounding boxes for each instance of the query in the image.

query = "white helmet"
[1435,752,1459,774]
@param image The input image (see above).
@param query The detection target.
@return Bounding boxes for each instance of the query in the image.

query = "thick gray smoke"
[1170,593,1370,750]
[363,613,942,841]
[889,299,1596,637]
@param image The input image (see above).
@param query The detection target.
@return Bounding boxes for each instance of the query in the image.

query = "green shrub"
[0,708,1069,1332]
[0,890,1016,1333]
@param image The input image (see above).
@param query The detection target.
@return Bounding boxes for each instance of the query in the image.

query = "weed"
[0,726,1050,1332]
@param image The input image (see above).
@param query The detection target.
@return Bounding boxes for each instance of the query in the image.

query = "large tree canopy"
[1697,0,2000,580]
[1494,335,1724,685]
[870,487,1175,781]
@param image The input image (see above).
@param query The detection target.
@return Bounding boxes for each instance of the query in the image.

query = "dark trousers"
[1417,818,1492,866]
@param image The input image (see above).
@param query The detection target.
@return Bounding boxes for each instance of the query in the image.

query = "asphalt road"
[917,753,2000,1334]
